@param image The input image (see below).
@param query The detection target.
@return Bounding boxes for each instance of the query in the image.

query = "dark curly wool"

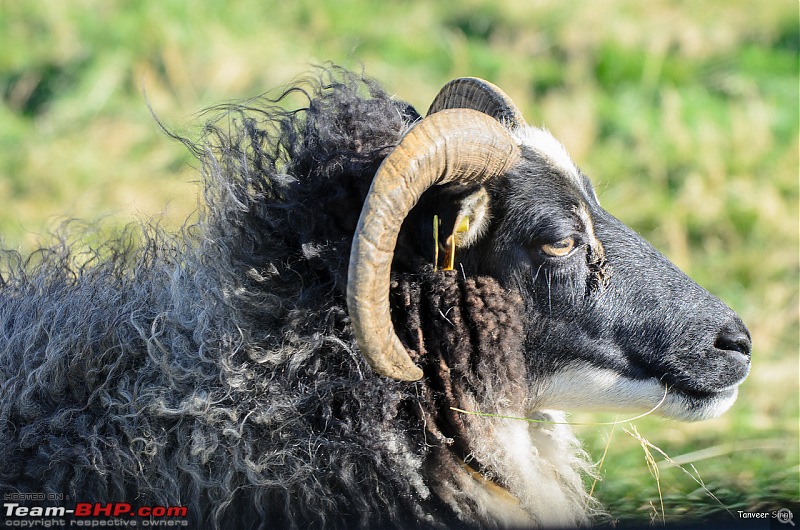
[0,69,549,529]
[392,271,527,448]
[392,271,531,515]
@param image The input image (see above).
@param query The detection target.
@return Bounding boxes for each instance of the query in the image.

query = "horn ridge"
[427,77,526,130]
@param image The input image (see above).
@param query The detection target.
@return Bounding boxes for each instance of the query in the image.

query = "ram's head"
[348,78,751,422]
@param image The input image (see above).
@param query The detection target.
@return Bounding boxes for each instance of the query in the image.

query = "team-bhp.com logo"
[3,498,188,527]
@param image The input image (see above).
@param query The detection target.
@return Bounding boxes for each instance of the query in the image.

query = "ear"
[431,186,492,271]
[450,187,491,249]
[395,185,493,272]
[438,187,491,271]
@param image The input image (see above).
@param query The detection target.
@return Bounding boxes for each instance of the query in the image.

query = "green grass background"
[1,0,797,525]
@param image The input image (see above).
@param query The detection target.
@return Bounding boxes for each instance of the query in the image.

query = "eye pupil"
[541,237,575,257]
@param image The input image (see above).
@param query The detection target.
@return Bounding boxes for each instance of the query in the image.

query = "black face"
[462,148,751,420]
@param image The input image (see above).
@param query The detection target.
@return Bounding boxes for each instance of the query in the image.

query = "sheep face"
[466,130,752,422]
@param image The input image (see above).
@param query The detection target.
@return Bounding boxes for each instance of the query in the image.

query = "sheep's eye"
[541,237,576,257]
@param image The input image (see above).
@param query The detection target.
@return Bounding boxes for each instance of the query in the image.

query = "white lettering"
[738,510,769,519]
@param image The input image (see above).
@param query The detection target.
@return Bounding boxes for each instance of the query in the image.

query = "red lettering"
[167,506,188,517]
[72,501,187,519]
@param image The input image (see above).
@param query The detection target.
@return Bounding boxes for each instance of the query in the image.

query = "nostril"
[714,324,752,358]
[715,335,751,356]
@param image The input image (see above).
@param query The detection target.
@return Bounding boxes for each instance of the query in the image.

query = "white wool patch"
[536,365,740,421]
[463,409,593,527]
[379,430,431,501]
[513,126,582,186]
[442,462,535,527]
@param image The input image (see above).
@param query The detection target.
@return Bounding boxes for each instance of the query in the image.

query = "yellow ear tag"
[433,215,442,272]
[443,216,470,271]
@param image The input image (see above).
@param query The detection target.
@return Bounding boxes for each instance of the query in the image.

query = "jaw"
[535,365,743,421]
[435,362,744,526]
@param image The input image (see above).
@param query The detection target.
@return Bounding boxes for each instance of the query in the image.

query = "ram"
[0,68,750,528]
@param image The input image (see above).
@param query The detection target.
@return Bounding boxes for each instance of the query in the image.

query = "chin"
[536,365,744,421]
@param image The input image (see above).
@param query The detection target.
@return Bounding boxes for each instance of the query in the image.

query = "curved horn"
[427,77,526,130]
[347,109,522,381]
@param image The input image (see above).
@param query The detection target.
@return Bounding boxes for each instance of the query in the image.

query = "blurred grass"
[1,0,797,524]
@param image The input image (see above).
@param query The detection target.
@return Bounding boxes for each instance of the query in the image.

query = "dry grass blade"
[657,440,785,468]
[587,418,617,504]
[624,425,665,525]
[623,424,735,521]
